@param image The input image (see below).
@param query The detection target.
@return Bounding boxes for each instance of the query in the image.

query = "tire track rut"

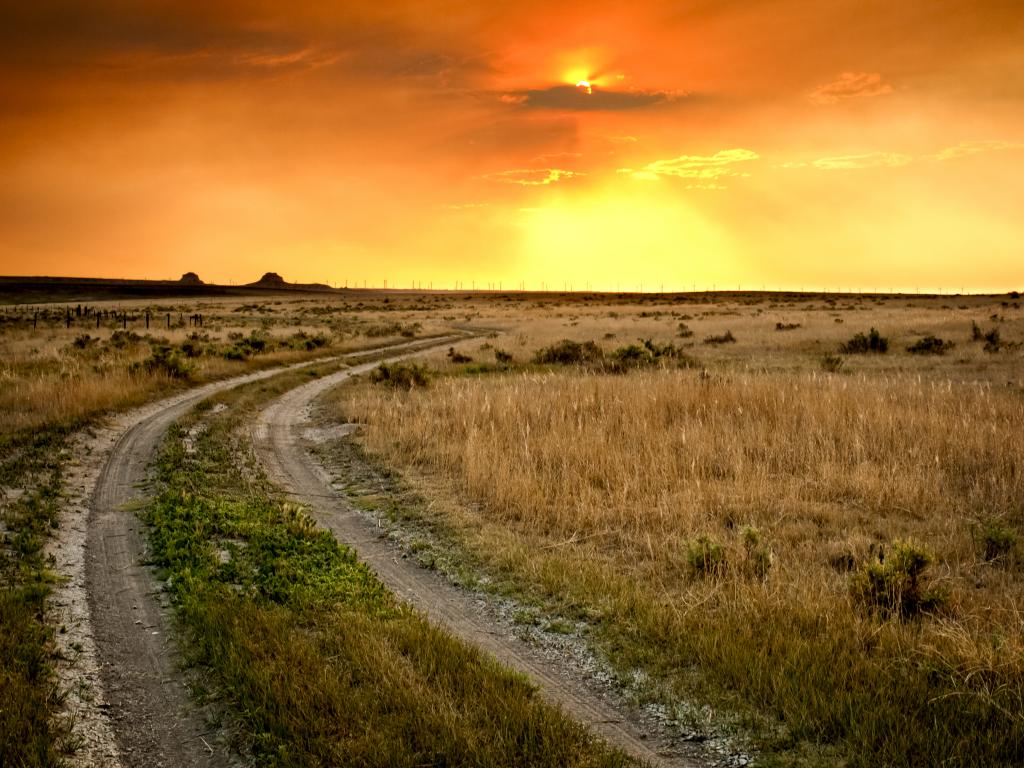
[251,357,706,768]
[78,335,466,767]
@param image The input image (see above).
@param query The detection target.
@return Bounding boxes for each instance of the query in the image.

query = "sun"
[576,80,593,95]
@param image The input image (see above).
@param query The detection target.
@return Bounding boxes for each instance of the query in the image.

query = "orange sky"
[1,1,1022,291]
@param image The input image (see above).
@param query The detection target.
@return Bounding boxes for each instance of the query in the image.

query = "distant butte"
[179,272,203,284]
[253,272,286,286]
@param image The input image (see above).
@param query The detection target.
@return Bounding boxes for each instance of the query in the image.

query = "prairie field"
[2,287,1023,766]
[325,290,1024,765]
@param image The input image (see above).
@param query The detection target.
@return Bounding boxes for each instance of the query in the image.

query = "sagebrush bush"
[533,339,604,365]
[840,327,888,354]
[703,330,736,345]
[820,353,844,372]
[687,535,726,577]
[974,518,1018,564]
[70,333,96,350]
[677,322,694,338]
[850,540,946,618]
[907,336,955,355]
[369,362,430,390]
[605,339,688,373]
[136,345,195,380]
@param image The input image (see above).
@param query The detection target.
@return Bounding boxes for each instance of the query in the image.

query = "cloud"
[484,168,584,186]
[812,152,913,170]
[808,72,893,105]
[501,84,676,111]
[619,148,759,182]
[445,202,489,210]
[781,141,1021,171]
[929,140,1024,161]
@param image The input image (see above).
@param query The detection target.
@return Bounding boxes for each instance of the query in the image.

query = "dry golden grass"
[0,293,458,440]
[331,293,1024,765]
[2,288,1022,764]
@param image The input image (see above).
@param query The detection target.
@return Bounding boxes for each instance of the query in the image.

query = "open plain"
[1,287,1021,767]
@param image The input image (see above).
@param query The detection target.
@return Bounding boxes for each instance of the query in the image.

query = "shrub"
[741,526,772,579]
[840,327,888,354]
[71,333,96,349]
[369,362,430,390]
[677,322,694,338]
[983,328,1002,353]
[907,336,955,355]
[180,340,204,358]
[290,331,330,351]
[971,321,985,341]
[108,329,143,348]
[242,332,267,354]
[608,344,654,370]
[606,339,690,373]
[820,353,844,373]
[447,347,473,364]
[180,332,208,358]
[974,518,1018,564]
[702,330,736,345]
[365,321,420,338]
[686,535,726,577]
[775,322,801,331]
[136,345,195,380]
[849,540,946,618]
[223,346,248,361]
[533,339,604,365]
[493,349,513,365]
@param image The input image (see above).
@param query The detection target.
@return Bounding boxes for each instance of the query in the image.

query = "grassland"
[324,291,1024,766]
[1,287,1021,766]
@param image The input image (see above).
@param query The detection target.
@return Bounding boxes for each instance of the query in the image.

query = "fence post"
[123,313,127,330]
[145,312,150,329]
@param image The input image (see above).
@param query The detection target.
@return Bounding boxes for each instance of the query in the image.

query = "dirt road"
[65,335,466,767]
[252,362,705,767]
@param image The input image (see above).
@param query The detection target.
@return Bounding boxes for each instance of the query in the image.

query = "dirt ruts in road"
[251,358,706,767]
[54,334,466,768]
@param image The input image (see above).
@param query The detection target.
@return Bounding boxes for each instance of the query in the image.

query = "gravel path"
[52,335,465,767]
[251,354,707,768]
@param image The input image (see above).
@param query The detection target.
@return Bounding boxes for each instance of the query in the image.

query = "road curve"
[252,357,704,768]
[84,335,466,768]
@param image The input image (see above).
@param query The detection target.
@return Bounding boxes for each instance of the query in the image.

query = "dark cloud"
[502,84,677,111]
[0,1,487,85]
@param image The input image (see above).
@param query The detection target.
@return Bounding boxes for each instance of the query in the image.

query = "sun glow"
[576,79,593,94]
[517,184,740,290]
